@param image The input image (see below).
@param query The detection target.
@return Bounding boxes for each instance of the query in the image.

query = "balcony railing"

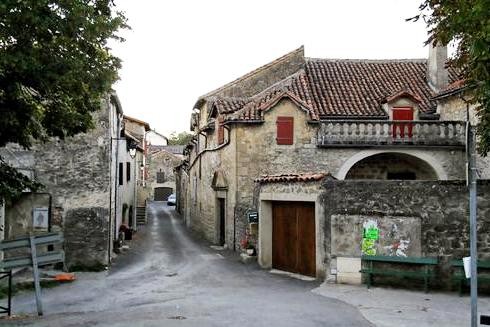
[317,120,466,147]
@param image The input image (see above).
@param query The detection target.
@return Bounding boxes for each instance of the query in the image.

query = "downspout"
[108,136,113,266]
[112,115,121,264]
[231,125,237,251]
[188,126,230,170]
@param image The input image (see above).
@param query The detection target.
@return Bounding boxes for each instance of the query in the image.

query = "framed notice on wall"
[33,207,49,229]
[247,210,258,224]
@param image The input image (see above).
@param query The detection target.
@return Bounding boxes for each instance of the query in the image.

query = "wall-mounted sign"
[33,208,49,229]
[247,210,258,224]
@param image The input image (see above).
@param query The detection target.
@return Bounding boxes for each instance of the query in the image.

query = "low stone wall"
[64,207,109,271]
[322,180,490,289]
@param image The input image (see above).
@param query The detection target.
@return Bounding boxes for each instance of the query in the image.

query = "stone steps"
[136,206,146,225]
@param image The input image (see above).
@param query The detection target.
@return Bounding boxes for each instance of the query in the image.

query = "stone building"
[122,115,151,227]
[177,45,490,284]
[1,93,142,270]
[141,146,183,202]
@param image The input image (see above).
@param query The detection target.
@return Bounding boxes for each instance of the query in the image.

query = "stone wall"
[1,96,117,270]
[145,150,182,200]
[184,97,469,254]
[321,179,490,287]
[345,152,438,180]
[64,207,109,270]
[5,193,51,239]
[437,95,490,179]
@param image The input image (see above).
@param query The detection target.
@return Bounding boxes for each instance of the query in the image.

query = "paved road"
[1,202,372,327]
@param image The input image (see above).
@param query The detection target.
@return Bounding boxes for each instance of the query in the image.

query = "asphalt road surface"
[1,202,372,327]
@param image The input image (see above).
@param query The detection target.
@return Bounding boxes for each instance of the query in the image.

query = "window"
[156,171,165,183]
[276,116,294,145]
[217,116,224,145]
[126,162,131,182]
[119,163,123,185]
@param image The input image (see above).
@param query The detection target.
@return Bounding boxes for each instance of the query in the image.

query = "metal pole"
[29,235,43,316]
[7,270,11,316]
[468,125,478,327]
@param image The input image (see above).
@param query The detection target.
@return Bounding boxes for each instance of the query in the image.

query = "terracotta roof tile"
[433,79,467,99]
[254,172,331,184]
[206,58,460,123]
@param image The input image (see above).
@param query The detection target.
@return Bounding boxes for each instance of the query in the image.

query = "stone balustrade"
[317,120,466,147]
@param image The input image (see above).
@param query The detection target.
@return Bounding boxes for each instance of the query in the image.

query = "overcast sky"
[110,0,429,137]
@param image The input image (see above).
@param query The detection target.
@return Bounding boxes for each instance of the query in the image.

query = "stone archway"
[337,150,446,180]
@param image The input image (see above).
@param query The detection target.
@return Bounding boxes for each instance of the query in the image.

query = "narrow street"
[3,203,372,327]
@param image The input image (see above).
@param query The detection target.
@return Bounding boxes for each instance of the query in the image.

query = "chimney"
[427,44,449,92]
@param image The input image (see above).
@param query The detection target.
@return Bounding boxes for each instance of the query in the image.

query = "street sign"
[33,208,48,229]
[247,210,258,224]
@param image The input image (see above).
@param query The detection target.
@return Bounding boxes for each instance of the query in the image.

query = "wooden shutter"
[276,117,294,145]
[217,116,224,145]
[119,163,124,185]
[392,107,414,138]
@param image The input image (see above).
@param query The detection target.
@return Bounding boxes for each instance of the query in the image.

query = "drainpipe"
[108,136,113,266]
[110,114,122,266]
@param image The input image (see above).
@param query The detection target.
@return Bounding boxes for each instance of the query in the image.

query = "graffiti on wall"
[331,215,421,257]
[361,219,379,256]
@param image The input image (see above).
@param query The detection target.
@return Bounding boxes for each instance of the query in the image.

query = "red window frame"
[276,116,294,145]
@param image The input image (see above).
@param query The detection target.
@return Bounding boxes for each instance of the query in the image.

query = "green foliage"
[0,157,42,204]
[168,131,193,145]
[0,0,127,200]
[410,0,490,154]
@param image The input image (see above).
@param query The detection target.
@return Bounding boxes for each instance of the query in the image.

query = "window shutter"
[119,163,124,185]
[217,116,224,145]
[276,117,294,145]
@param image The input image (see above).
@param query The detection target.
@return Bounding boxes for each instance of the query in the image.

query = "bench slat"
[361,269,434,278]
[450,259,490,269]
[362,255,438,265]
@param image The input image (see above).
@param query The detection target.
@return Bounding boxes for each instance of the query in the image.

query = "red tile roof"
[206,57,460,123]
[255,172,331,184]
[433,79,467,99]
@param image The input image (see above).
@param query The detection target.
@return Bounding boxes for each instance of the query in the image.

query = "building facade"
[177,46,490,282]
[1,93,142,270]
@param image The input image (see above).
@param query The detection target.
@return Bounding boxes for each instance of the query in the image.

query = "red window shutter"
[217,117,224,145]
[392,107,414,138]
[276,116,294,145]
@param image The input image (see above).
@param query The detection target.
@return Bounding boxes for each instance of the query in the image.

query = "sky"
[110,0,430,137]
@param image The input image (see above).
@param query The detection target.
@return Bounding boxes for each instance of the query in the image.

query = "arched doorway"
[344,152,438,180]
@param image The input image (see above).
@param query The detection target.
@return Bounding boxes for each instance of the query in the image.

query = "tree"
[168,131,193,146]
[410,0,490,154]
[0,0,128,202]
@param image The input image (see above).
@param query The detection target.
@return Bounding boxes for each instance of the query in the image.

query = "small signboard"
[247,210,258,224]
[33,208,49,229]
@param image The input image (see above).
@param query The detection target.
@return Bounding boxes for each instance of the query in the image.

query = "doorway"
[272,201,316,277]
[218,198,226,246]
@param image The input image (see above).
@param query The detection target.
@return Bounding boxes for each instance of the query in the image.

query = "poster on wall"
[33,207,49,229]
[361,220,379,256]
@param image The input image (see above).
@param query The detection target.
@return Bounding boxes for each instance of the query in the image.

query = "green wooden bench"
[361,255,438,293]
[451,259,490,296]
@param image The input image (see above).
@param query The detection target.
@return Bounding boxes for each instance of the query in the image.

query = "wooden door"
[392,107,414,138]
[272,202,316,277]
[218,198,225,246]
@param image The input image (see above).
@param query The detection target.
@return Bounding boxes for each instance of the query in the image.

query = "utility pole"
[466,104,478,327]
